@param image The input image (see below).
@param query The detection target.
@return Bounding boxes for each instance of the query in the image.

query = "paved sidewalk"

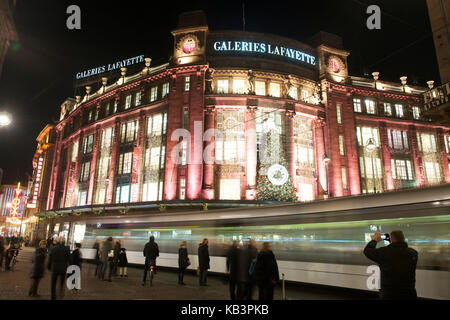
[0,247,375,300]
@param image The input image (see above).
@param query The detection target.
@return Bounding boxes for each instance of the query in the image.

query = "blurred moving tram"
[74,185,450,299]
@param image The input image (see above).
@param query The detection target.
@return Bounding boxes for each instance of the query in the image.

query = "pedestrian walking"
[29,240,47,297]
[113,239,121,275]
[226,241,239,300]
[118,248,128,277]
[255,242,279,301]
[47,238,70,300]
[198,238,210,286]
[99,237,113,281]
[142,236,159,286]
[178,241,189,285]
[364,230,418,300]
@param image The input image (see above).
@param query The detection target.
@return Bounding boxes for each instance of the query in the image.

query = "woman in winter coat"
[254,242,279,301]
[118,248,128,277]
[29,240,47,297]
[178,241,189,285]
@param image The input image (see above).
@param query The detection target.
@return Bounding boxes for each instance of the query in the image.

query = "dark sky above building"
[0,0,439,185]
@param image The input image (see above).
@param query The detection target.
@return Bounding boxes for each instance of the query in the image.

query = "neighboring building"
[0,0,18,78]
[36,11,450,242]
[423,0,450,126]
[23,125,56,241]
[0,183,27,236]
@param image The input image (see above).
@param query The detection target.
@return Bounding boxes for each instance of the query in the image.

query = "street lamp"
[0,112,11,127]
[323,153,331,198]
[365,138,377,193]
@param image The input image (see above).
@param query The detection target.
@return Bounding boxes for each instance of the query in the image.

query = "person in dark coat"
[118,248,128,277]
[113,239,121,275]
[29,240,47,297]
[46,236,53,249]
[178,241,189,285]
[69,243,82,293]
[142,236,159,285]
[364,230,418,300]
[70,243,82,268]
[198,238,210,286]
[226,241,239,299]
[255,242,279,301]
[98,237,113,280]
[238,238,258,300]
[47,238,70,300]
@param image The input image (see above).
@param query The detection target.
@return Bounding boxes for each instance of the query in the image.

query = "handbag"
[186,258,191,266]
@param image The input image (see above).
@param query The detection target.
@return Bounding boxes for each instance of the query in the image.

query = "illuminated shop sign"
[213,41,316,66]
[27,157,44,209]
[7,183,22,225]
[75,54,145,80]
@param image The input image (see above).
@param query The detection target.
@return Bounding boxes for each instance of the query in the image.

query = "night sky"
[0,0,439,185]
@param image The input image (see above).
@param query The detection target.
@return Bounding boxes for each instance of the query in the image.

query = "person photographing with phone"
[364,230,418,300]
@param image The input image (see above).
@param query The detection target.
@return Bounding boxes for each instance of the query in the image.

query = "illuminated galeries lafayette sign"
[75,55,145,80]
[213,41,316,66]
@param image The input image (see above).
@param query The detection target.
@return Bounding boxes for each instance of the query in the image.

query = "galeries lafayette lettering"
[213,41,316,66]
[75,55,145,80]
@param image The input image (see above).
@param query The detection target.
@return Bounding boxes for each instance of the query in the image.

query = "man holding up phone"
[364,230,418,300]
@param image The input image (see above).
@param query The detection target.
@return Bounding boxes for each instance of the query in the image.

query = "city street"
[0,248,375,300]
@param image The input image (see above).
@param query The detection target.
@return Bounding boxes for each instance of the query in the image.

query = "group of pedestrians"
[26,236,83,299]
[95,237,128,281]
[2,228,419,301]
[226,239,279,300]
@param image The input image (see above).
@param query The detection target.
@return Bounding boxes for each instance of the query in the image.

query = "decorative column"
[164,72,180,201]
[46,125,64,210]
[202,106,216,200]
[87,125,101,205]
[70,131,84,207]
[437,129,450,183]
[285,109,296,192]
[131,112,146,203]
[245,106,258,200]
[409,125,425,187]
[187,70,204,200]
[106,119,120,203]
[313,117,327,199]
[379,122,394,191]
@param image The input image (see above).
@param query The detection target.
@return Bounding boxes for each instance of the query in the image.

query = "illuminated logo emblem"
[267,164,289,186]
[330,58,340,73]
[183,38,196,54]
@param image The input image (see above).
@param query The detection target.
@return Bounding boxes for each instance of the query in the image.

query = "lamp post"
[365,138,377,193]
[323,153,331,198]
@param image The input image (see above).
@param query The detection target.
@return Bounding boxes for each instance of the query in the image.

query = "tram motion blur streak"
[74,185,450,300]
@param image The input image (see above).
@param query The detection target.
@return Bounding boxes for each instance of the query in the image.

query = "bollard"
[282,273,286,300]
